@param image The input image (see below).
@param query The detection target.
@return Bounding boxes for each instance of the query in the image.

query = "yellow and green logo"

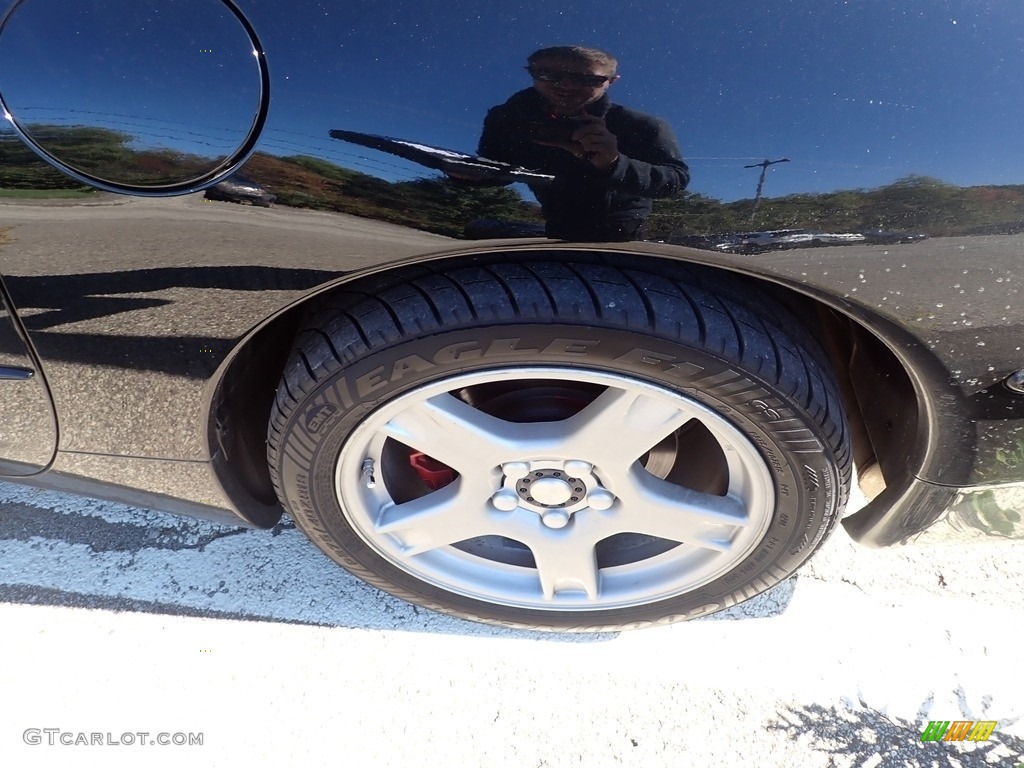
[920,720,998,742]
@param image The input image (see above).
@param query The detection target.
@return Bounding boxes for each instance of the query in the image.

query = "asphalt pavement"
[0,479,1021,768]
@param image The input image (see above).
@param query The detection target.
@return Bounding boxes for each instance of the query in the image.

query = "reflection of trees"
[648,175,1024,238]
[397,177,537,224]
[6,131,1022,239]
[239,153,543,238]
[0,124,211,188]
[1,126,90,191]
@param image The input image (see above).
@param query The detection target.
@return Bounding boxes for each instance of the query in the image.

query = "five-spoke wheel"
[335,369,775,610]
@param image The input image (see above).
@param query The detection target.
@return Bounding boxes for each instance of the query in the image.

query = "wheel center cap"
[529,477,574,506]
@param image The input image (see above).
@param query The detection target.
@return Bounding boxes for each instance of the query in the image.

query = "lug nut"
[564,460,593,476]
[541,509,571,529]
[501,462,531,480]
[490,490,520,512]
[588,489,615,511]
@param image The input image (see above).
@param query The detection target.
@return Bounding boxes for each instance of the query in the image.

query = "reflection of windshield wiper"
[329,129,554,183]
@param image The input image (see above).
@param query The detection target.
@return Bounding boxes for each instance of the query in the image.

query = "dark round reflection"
[0,0,268,194]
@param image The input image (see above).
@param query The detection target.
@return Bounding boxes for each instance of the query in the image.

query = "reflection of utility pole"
[744,158,790,225]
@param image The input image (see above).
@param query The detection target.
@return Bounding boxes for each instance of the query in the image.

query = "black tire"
[268,258,851,631]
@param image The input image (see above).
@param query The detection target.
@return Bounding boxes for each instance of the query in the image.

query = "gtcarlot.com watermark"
[23,729,203,747]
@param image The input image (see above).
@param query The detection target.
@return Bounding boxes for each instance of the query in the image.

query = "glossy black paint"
[0,0,270,194]
[1,0,1022,549]
[0,271,56,474]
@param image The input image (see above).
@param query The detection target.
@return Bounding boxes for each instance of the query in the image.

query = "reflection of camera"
[524,116,589,144]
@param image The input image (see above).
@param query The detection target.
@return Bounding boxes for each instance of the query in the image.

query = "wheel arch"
[204,243,927,533]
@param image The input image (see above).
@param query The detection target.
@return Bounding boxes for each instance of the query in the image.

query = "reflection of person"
[474,45,690,241]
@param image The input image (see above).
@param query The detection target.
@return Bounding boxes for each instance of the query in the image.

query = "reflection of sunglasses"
[526,68,614,87]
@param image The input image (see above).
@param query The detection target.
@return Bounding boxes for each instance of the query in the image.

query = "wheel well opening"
[209,250,919,524]
[737,274,920,501]
[819,308,922,499]
[208,306,305,527]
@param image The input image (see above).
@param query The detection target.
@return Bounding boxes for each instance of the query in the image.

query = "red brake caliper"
[409,452,457,490]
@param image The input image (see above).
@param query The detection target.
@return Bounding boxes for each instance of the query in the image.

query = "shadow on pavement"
[0,489,794,640]
[768,703,1023,767]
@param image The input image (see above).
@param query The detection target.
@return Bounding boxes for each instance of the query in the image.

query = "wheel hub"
[516,470,585,508]
[491,460,611,526]
[525,476,574,505]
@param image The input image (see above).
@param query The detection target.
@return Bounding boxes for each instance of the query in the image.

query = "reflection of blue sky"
[0,0,260,158]
[2,0,1022,201]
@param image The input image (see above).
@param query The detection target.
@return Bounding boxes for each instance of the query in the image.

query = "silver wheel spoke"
[525,531,601,601]
[380,393,514,473]
[614,465,750,552]
[375,481,499,555]
[563,387,694,466]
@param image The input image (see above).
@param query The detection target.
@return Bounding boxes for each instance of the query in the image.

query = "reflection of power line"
[18,104,476,156]
[258,137,420,174]
[257,132,443,177]
[18,106,471,161]
[15,106,252,139]
[688,154,906,173]
[15,120,419,180]
[16,114,245,153]
[14,105,451,181]
[687,156,772,161]
[257,142,422,180]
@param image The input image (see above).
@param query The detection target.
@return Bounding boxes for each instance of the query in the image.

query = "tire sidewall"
[275,323,842,631]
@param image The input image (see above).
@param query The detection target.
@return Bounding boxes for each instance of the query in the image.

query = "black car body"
[669,229,930,254]
[0,0,1021,630]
